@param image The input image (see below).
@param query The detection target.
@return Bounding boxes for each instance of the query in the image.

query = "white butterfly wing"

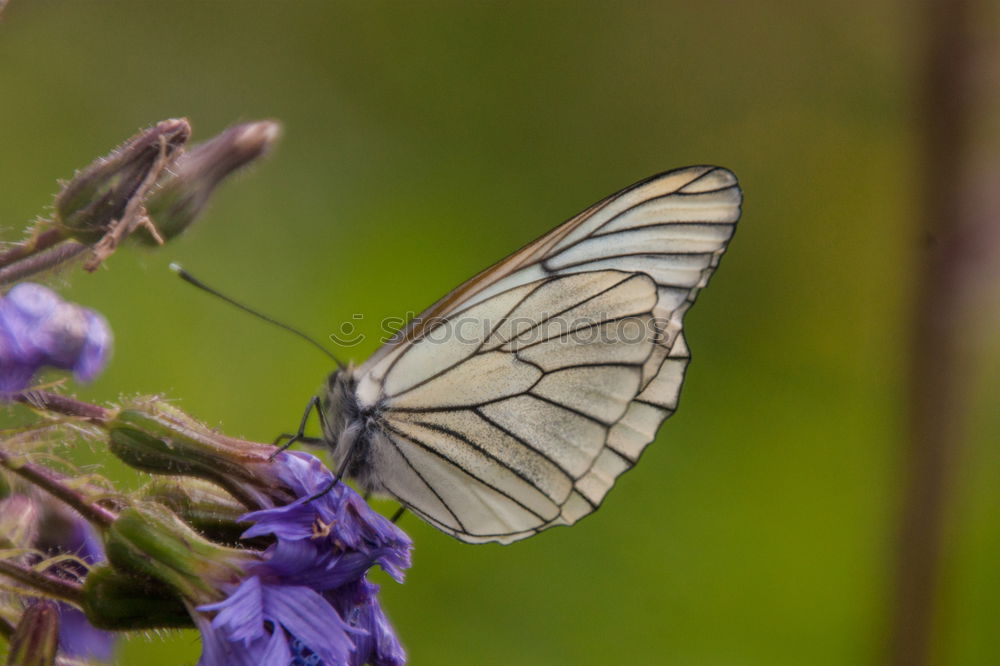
[361,165,740,378]
[354,166,740,543]
[370,271,660,543]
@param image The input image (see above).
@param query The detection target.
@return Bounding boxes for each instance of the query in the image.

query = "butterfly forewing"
[347,166,740,543]
[361,166,738,369]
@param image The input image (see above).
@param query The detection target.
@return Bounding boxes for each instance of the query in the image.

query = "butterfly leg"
[272,433,323,447]
[304,448,353,502]
[269,396,323,460]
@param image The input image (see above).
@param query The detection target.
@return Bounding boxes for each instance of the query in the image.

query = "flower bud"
[102,502,253,606]
[81,564,191,631]
[140,477,256,546]
[106,399,296,509]
[55,119,190,242]
[139,120,281,244]
[0,283,112,396]
[6,599,60,666]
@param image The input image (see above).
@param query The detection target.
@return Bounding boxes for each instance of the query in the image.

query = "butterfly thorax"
[320,366,381,491]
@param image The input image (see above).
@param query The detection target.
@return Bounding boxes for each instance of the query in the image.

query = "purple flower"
[0,283,112,395]
[57,606,114,661]
[197,576,354,665]
[326,580,406,666]
[50,514,116,662]
[196,452,411,666]
[20,501,118,662]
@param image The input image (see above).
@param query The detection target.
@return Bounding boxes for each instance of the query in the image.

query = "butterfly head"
[320,364,357,439]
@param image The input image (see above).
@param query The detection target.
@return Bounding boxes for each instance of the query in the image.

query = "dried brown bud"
[140,120,281,243]
[55,119,190,242]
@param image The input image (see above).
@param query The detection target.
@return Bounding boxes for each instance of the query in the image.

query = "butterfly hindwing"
[361,271,661,543]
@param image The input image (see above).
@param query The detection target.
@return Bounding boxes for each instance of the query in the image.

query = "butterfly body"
[321,367,377,487]
[319,166,741,544]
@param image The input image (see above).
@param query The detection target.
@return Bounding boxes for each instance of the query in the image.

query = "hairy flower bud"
[139,120,281,244]
[81,564,191,631]
[6,599,60,666]
[102,503,254,606]
[141,477,255,546]
[106,399,296,509]
[55,119,190,242]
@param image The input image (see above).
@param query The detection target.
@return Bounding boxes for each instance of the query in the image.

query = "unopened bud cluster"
[1,117,410,665]
[0,117,280,283]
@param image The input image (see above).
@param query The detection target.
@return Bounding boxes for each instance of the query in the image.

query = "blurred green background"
[1,1,998,664]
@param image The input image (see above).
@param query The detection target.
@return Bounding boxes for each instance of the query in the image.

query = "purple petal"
[57,605,115,661]
[195,611,285,666]
[201,451,413,664]
[241,452,411,580]
[241,500,320,542]
[328,580,406,666]
[198,576,356,666]
[195,614,231,666]
[263,584,354,665]
[0,283,112,395]
[0,359,35,393]
[256,539,387,591]
[199,576,265,646]
[2,283,61,331]
[35,508,117,660]
[252,538,322,578]
[260,624,294,665]
[74,310,112,382]
[61,511,106,564]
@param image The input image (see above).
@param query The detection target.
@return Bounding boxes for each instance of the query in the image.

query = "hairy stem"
[0,240,87,285]
[15,390,112,424]
[0,449,116,528]
[0,559,85,606]
[0,227,67,268]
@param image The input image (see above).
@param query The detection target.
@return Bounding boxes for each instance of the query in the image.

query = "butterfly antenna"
[170,263,345,369]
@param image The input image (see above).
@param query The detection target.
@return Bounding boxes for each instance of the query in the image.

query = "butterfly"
[319,166,740,544]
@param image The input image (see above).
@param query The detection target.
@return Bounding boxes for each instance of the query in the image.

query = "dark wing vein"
[381,422,553,523]
[481,272,639,349]
[388,439,467,532]
[408,418,568,507]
